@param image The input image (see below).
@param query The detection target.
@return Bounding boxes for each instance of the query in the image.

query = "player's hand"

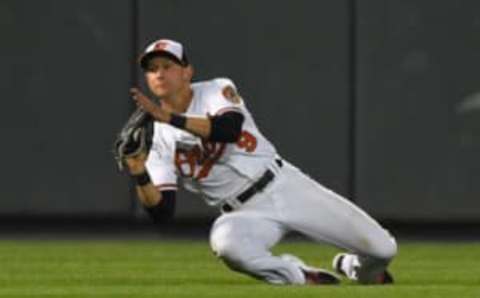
[124,150,148,175]
[130,88,172,123]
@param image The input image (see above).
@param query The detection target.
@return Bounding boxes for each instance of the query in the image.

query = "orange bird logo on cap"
[154,41,169,50]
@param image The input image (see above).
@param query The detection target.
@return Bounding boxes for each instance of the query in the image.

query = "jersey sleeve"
[205,78,244,116]
[145,124,178,192]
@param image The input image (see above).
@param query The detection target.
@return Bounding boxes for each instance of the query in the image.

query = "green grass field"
[0,240,479,297]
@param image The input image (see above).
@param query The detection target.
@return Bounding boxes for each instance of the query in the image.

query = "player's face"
[144,56,192,98]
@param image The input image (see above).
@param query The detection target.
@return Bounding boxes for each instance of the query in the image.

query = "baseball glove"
[113,107,152,171]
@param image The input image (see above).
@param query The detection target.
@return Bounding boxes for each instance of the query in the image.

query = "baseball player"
[124,38,397,285]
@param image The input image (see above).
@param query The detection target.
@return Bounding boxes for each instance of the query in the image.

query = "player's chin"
[151,88,169,98]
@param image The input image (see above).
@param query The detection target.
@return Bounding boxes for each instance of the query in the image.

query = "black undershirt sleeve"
[208,111,245,143]
[144,190,176,224]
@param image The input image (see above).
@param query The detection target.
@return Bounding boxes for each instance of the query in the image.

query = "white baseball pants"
[209,160,397,285]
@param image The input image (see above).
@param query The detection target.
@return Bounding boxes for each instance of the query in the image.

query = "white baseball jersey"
[145,78,278,205]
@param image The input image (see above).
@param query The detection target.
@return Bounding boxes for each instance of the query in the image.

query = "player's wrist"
[132,171,151,186]
[169,113,187,129]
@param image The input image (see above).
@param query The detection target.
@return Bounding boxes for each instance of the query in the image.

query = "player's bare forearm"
[184,116,211,139]
[130,88,212,139]
[135,184,162,207]
[124,152,162,207]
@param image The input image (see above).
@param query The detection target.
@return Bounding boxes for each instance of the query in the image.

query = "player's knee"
[212,238,241,260]
[211,239,247,272]
[210,224,253,272]
[210,224,242,261]
[360,229,397,261]
[374,235,397,261]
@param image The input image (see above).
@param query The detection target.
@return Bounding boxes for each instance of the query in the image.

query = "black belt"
[221,159,283,213]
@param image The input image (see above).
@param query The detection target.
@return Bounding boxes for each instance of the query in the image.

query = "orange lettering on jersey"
[174,146,201,178]
[196,141,226,179]
[237,131,257,153]
[222,86,241,104]
[174,142,226,180]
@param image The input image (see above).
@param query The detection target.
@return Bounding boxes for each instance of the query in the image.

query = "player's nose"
[153,69,164,79]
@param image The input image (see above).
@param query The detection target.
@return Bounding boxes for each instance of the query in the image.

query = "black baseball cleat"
[375,270,394,284]
[302,269,341,285]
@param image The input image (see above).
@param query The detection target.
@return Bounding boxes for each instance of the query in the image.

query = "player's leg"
[210,212,302,284]
[274,162,397,284]
[209,211,339,285]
